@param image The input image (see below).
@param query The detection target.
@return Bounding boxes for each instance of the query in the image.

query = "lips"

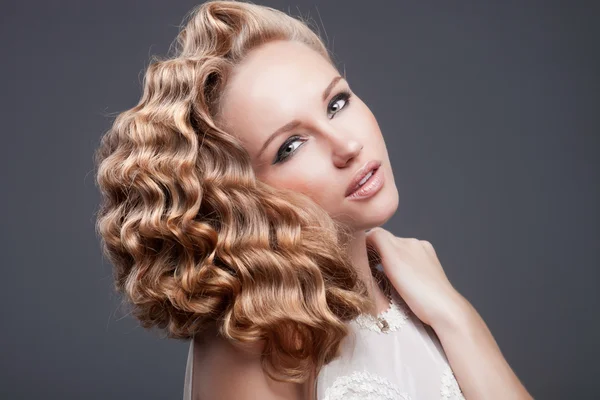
[345,160,382,197]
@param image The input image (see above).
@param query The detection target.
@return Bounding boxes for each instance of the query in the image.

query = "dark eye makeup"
[272,90,352,165]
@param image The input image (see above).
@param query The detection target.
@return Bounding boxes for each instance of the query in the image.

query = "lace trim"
[352,290,411,333]
[323,369,412,400]
[440,364,466,400]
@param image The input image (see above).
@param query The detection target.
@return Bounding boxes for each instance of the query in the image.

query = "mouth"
[345,160,382,197]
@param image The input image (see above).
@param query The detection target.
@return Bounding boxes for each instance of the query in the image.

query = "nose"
[310,117,363,167]
[333,140,363,168]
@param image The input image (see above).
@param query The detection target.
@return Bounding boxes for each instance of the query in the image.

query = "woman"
[94,1,533,399]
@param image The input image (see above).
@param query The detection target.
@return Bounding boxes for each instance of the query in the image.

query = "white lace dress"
[314,285,465,400]
[183,283,466,400]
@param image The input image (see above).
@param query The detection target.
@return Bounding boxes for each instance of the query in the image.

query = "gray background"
[1,0,598,398]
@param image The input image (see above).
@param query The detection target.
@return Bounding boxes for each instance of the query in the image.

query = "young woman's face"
[218,40,399,231]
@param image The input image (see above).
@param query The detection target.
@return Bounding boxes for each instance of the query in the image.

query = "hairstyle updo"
[94,0,387,383]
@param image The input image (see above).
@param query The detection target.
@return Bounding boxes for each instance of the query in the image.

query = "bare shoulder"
[191,325,310,400]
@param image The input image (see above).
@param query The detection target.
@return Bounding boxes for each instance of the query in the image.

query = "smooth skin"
[192,39,533,399]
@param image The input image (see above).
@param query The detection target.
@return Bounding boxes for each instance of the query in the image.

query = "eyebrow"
[256,75,344,161]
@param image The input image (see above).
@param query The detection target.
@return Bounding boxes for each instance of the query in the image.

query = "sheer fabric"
[183,279,466,399]
[314,285,465,400]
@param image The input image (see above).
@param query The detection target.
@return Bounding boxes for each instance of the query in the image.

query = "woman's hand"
[366,227,468,328]
[366,228,535,399]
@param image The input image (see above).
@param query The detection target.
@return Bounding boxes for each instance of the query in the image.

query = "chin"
[344,186,399,232]
[368,189,399,228]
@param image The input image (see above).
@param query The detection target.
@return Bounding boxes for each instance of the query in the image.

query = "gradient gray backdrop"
[1,0,598,398]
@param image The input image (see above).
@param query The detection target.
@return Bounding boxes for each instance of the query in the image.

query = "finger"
[420,239,434,252]
[365,228,395,259]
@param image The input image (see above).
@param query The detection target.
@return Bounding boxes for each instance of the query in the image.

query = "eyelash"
[273,90,353,165]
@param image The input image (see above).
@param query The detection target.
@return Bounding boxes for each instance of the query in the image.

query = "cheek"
[264,170,334,207]
[344,100,382,139]
[272,174,326,196]
[361,105,382,136]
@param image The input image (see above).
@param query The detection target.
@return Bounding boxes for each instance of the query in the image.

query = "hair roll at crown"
[93,0,388,383]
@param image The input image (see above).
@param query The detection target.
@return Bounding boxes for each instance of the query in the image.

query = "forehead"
[219,40,339,154]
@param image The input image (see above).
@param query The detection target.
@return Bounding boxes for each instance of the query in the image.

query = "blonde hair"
[94,0,387,383]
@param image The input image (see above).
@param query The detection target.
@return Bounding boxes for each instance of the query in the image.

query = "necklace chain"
[369,272,393,333]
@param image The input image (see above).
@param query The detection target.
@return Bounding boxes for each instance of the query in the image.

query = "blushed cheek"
[292,178,324,199]
[269,174,333,207]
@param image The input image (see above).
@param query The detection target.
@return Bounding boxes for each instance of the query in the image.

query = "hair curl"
[93,0,389,383]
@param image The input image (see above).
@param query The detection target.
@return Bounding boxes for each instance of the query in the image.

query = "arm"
[364,228,533,400]
[431,292,534,400]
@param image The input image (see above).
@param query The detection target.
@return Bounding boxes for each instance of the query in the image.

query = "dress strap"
[183,337,194,400]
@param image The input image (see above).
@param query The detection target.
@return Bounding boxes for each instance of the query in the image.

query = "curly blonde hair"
[94,0,388,383]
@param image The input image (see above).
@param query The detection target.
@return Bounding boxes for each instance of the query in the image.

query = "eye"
[327,90,352,119]
[271,90,352,165]
[273,135,306,164]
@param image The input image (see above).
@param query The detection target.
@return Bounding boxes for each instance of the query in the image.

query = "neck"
[346,230,389,316]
